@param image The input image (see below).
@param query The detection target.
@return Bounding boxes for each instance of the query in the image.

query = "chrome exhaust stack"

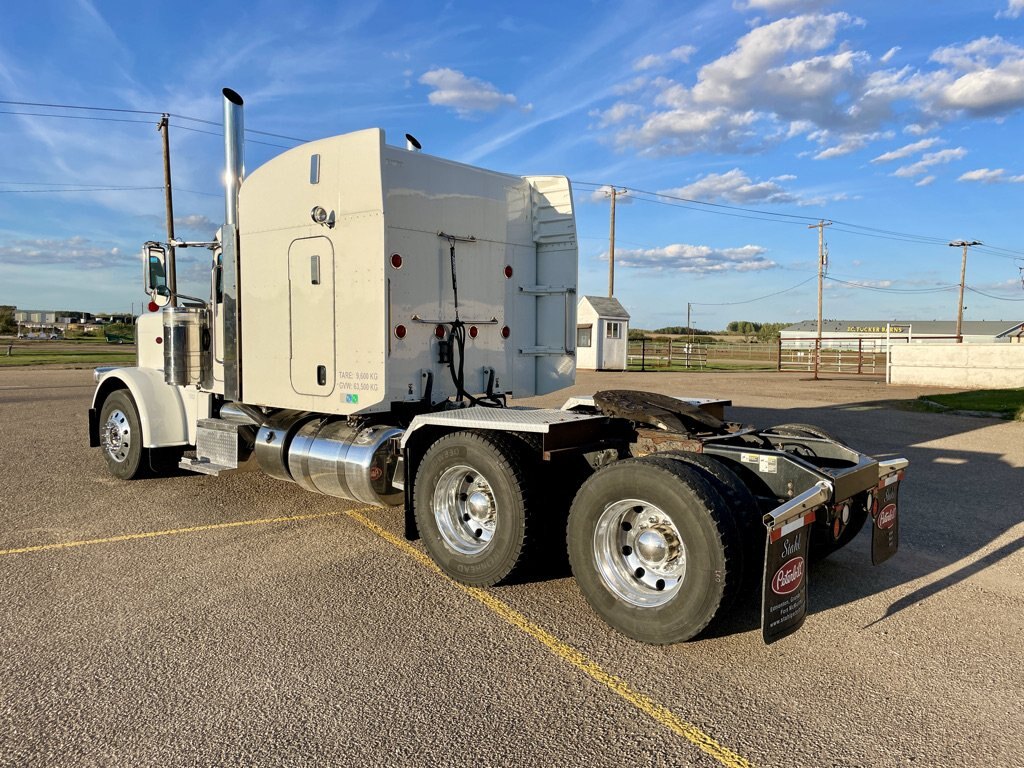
[223,88,245,230]
[221,87,244,400]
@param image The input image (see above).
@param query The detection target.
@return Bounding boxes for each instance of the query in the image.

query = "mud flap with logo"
[761,481,831,644]
[872,464,905,565]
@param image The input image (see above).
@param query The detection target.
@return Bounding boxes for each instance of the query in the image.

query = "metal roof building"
[781,320,1023,345]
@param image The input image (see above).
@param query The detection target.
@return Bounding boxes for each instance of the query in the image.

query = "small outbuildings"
[576,296,630,371]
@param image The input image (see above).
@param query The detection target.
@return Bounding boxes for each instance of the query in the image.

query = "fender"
[89,367,190,449]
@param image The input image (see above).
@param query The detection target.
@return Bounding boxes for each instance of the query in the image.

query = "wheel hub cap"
[593,500,687,608]
[102,409,131,463]
[636,529,671,565]
[434,465,498,555]
[467,491,492,521]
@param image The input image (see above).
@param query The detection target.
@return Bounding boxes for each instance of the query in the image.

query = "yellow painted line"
[0,509,368,557]
[346,508,753,768]
[3,503,752,765]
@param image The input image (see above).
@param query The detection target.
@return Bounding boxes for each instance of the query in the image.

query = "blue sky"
[2,0,1023,330]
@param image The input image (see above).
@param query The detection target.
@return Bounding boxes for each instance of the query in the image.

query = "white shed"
[576,296,630,371]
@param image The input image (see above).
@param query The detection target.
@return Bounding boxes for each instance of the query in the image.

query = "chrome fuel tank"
[283,419,402,506]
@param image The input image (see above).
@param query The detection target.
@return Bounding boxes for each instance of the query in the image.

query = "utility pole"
[808,220,832,380]
[686,302,692,342]
[158,114,177,306]
[949,240,981,343]
[606,187,627,297]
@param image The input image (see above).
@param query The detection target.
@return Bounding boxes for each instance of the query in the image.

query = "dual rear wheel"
[414,430,750,644]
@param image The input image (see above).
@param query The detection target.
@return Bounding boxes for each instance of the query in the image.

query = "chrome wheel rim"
[434,464,497,555]
[102,408,131,463]
[594,499,686,607]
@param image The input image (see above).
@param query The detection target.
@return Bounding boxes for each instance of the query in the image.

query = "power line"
[0,110,155,125]
[575,180,1024,259]
[0,185,163,194]
[691,274,816,306]
[0,98,308,143]
[826,276,957,294]
[965,286,1024,301]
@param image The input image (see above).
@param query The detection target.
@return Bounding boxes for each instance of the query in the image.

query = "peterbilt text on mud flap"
[88,88,907,646]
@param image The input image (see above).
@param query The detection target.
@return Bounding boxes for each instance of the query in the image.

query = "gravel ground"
[0,367,1021,768]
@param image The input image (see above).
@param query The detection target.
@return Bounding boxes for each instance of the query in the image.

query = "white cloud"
[893,147,967,178]
[957,167,1024,183]
[419,68,518,116]
[601,19,1024,158]
[928,37,1024,115]
[606,243,777,273]
[813,131,891,159]
[633,45,697,71]
[595,102,643,127]
[997,0,1024,18]
[174,214,217,234]
[915,175,936,187]
[871,137,942,163]
[0,236,132,269]
[660,168,798,204]
[733,0,833,12]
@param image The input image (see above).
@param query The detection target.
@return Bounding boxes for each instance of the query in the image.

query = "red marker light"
[156,337,163,344]
[501,326,511,339]
[469,325,478,338]
[394,325,407,339]
[391,253,403,269]
[434,324,446,339]
[504,265,513,279]
[147,301,159,313]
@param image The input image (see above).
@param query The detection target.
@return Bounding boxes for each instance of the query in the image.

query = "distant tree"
[728,320,763,341]
[756,322,786,343]
[628,328,648,340]
[0,305,15,334]
[651,325,713,336]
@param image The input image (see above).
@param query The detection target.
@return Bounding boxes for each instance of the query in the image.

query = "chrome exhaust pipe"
[223,88,244,230]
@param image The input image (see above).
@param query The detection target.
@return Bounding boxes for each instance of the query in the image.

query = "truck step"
[178,457,235,476]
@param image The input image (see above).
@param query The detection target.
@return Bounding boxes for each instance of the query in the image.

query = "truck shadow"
[698,400,1023,639]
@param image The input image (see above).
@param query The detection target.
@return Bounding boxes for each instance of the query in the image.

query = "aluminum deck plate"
[401,406,606,448]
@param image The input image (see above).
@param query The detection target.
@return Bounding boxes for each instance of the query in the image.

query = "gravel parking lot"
[1,367,1021,767]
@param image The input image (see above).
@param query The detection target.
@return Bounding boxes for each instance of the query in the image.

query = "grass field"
[0,350,136,367]
[916,388,1024,420]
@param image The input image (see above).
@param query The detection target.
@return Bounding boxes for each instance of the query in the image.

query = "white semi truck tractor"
[89,89,907,644]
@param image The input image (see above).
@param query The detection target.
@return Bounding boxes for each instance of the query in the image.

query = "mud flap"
[872,464,905,565]
[761,481,830,644]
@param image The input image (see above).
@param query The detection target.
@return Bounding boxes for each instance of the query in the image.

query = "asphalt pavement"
[0,367,1021,767]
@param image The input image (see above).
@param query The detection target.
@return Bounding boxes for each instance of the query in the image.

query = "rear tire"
[414,431,532,587]
[653,451,763,590]
[568,457,741,644]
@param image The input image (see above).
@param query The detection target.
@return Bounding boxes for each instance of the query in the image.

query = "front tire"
[99,390,145,480]
[568,457,741,644]
[414,431,532,587]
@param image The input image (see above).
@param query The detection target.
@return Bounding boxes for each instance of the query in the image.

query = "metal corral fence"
[779,335,960,378]
[627,339,778,371]
[779,336,889,376]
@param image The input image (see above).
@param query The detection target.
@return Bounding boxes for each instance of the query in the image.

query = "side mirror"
[143,242,170,307]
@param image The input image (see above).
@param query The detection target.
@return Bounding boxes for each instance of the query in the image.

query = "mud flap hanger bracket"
[763,480,833,537]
